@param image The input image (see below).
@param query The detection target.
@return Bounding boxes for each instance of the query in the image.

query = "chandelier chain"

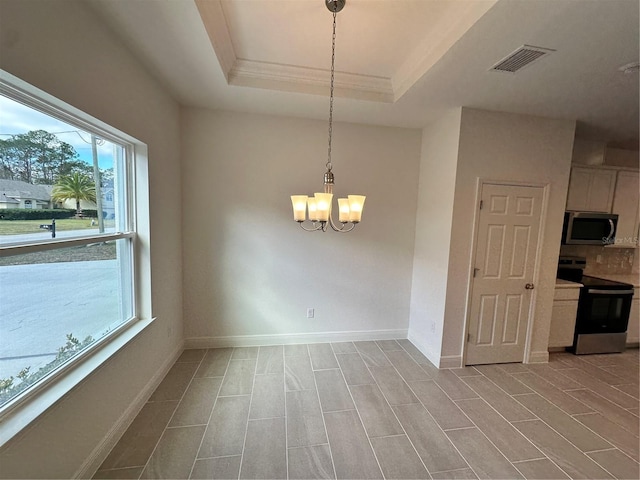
[326,4,337,172]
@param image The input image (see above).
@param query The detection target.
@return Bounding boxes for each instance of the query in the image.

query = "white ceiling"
[89,0,639,149]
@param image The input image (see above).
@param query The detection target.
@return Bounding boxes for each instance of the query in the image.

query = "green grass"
[0,218,115,236]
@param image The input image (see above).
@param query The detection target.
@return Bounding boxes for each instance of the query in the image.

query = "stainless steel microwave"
[562,211,618,245]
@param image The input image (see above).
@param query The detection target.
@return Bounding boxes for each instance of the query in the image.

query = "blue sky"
[0,95,114,169]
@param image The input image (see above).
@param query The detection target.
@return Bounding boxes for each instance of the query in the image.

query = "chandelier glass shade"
[290,0,365,233]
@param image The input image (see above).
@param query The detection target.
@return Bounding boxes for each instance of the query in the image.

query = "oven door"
[576,288,634,334]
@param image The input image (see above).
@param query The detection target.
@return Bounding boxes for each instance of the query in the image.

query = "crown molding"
[196,0,493,104]
[195,0,236,81]
[229,59,394,103]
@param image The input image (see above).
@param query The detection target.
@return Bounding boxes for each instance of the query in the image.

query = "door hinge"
[473,268,480,278]
[479,200,484,210]
[467,333,472,343]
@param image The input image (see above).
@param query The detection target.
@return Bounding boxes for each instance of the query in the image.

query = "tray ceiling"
[89,0,639,149]
[196,0,495,102]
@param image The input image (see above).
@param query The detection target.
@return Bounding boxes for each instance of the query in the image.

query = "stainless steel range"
[557,256,634,354]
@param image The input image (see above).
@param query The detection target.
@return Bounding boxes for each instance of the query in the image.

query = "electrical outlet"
[307,308,315,319]
[596,254,603,264]
[430,321,436,334]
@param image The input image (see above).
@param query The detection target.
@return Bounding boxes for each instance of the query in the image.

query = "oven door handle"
[587,288,634,295]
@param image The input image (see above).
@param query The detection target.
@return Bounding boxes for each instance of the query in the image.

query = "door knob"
[525,283,535,290]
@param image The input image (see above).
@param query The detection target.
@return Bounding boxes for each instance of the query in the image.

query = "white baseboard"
[76,340,184,479]
[439,355,463,369]
[527,350,549,364]
[405,332,441,367]
[184,329,408,350]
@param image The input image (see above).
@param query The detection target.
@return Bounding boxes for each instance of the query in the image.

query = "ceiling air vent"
[490,45,555,73]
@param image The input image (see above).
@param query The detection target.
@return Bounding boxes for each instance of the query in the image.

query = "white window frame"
[0,70,153,445]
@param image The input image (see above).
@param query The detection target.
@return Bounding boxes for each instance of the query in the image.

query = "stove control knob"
[525,283,535,290]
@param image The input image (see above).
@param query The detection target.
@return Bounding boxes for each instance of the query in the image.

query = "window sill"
[0,317,155,447]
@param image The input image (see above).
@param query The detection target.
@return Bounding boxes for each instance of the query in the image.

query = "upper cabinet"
[566,166,616,212]
[565,164,639,247]
[612,170,640,246]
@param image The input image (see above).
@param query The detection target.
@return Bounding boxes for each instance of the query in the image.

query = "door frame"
[462,178,551,366]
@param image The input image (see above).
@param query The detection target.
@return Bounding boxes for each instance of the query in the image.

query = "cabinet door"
[612,171,639,246]
[566,168,592,211]
[566,167,616,213]
[549,300,578,348]
[587,169,616,212]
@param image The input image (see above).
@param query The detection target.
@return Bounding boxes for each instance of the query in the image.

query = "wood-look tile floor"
[93,341,639,479]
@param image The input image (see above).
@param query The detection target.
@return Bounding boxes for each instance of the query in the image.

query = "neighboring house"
[60,187,114,218]
[102,187,115,219]
[0,179,53,210]
[0,178,115,217]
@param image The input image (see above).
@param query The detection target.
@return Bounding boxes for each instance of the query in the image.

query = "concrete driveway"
[0,260,121,380]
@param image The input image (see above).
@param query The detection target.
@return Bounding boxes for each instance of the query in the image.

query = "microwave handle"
[606,219,615,243]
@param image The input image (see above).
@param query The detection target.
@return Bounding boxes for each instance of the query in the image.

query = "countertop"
[555,278,583,288]
[586,273,640,288]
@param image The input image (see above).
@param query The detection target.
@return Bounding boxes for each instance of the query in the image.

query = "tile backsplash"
[560,245,636,275]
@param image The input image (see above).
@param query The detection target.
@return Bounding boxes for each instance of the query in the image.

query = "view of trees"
[0,130,113,197]
[0,130,92,184]
[51,172,97,216]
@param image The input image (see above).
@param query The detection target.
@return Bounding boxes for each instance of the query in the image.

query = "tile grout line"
[457,364,579,478]
[491,365,621,476]
[429,466,476,475]
[102,344,638,480]
[357,343,438,478]
[426,376,532,480]
[497,358,638,478]
[187,349,233,479]
[328,342,387,479]
[392,343,489,479]
[509,368,594,413]
[556,366,639,409]
[138,351,205,479]
[510,456,551,464]
[406,347,556,480]
[507,390,624,462]
[583,447,620,454]
[281,346,289,480]
[314,344,338,480]
[237,348,259,480]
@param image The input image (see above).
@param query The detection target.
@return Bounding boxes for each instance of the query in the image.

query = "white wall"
[181,108,422,344]
[0,1,182,477]
[408,109,462,365]
[442,108,575,366]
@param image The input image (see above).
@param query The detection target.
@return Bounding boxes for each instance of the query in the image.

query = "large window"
[0,73,148,421]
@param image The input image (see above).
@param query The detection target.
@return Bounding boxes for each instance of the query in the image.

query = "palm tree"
[51,172,96,217]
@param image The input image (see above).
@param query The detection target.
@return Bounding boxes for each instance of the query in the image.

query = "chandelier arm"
[299,221,326,232]
[328,214,356,232]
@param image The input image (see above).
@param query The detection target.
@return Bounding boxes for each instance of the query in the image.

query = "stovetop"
[579,275,633,289]
[557,255,633,290]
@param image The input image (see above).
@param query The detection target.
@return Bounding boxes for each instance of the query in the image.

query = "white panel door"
[465,183,544,365]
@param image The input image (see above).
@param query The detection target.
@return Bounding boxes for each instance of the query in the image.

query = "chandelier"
[290,0,365,232]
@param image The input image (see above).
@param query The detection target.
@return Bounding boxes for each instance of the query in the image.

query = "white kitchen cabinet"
[612,171,639,247]
[566,166,616,213]
[549,286,581,348]
[627,288,639,345]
